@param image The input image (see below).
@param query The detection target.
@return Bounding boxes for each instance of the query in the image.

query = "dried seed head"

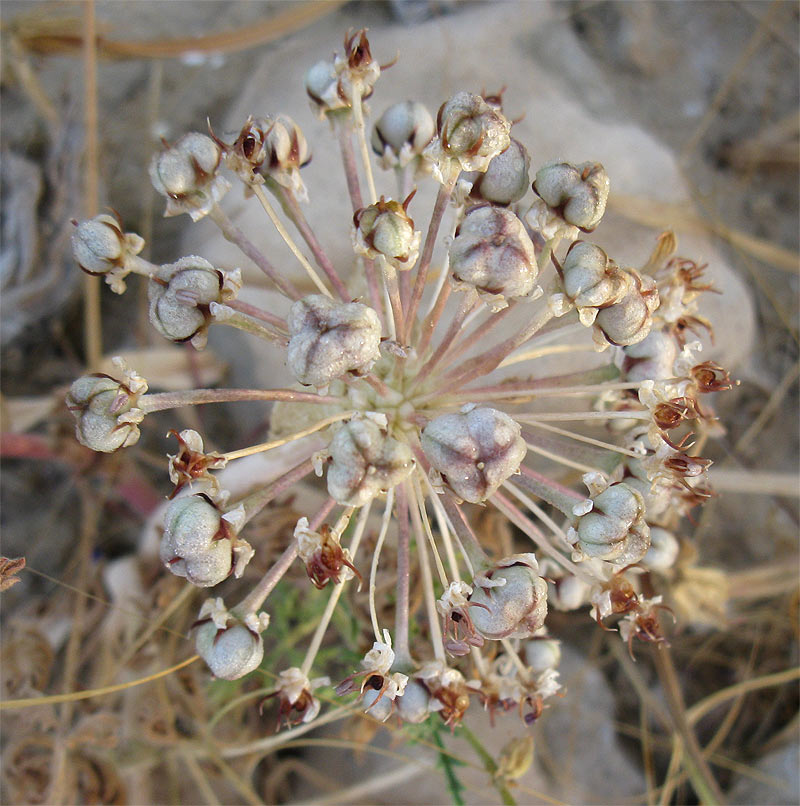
[228,115,311,200]
[421,405,526,503]
[595,270,659,347]
[352,195,421,270]
[327,416,414,506]
[66,360,147,452]
[193,599,268,680]
[642,527,680,572]
[468,138,530,205]
[71,214,145,294]
[149,133,230,221]
[148,257,240,349]
[574,481,650,565]
[561,241,629,325]
[449,204,539,307]
[159,494,234,587]
[533,161,609,232]
[469,554,548,640]
[425,91,511,179]
[287,295,382,387]
[371,101,435,169]
[623,327,679,382]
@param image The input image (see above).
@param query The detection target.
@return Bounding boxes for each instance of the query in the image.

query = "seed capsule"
[148,257,240,349]
[159,494,233,587]
[193,599,268,680]
[421,406,527,503]
[372,101,435,169]
[595,270,659,347]
[468,138,530,205]
[469,554,548,640]
[623,327,679,382]
[574,481,650,565]
[66,362,147,453]
[327,417,414,506]
[449,205,539,306]
[561,241,629,324]
[149,133,230,221]
[642,526,680,572]
[425,91,511,179]
[352,196,421,270]
[71,214,145,294]
[287,295,382,387]
[532,161,609,232]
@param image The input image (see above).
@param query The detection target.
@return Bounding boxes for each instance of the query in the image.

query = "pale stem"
[394,483,412,668]
[215,310,288,346]
[420,472,465,581]
[300,501,373,678]
[334,117,383,316]
[250,184,333,297]
[415,275,452,359]
[523,419,645,458]
[221,410,355,461]
[208,203,299,300]
[234,457,317,523]
[369,488,395,642]
[440,492,490,571]
[499,639,531,682]
[381,260,405,341]
[503,479,580,553]
[271,181,350,300]
[408,485,446,663]
[409,290,479,392]
[461,380,647,401]
[428,304,555,396]
[398,267,411,313]
[421,198,462,321]
[537,233,563,273]
[126,254,163,277]
[351,86,377,204]
[235,497,336,616]
[514,410,651,423]
[395,164,411,200]
[516,463,585,516]
[490,491,593,584]
[140,388,340,413]
[225,299,288,331]
[440,304,514,367]
[499,341,596,368]
[220,704,354,759]
[410,475,448,587]
[404,175,458,343]
[525,440,600,476]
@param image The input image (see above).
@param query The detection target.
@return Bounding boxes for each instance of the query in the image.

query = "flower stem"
[225,299,288,330]
[235,497,336,616]
[351,86,377,204]
[221,410,354,461]
[140,388,340,413]
[212,308,288,345]
[250,184,333,297]
[208,203,299,300]
[394,483,412,668]
[441,492,490,571]
[404,176,457,343]
[369,489,395,642]
[300,501,372,677]
[268,180,350,301]
[235,457,317,523]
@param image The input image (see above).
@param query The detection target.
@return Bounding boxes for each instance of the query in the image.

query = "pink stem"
[226,299,288,331]
[140,388,340,413]
[394,483,412,667]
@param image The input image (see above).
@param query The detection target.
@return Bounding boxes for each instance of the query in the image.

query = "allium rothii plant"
[68,30,732,733]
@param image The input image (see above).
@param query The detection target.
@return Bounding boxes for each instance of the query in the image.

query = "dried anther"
[690,361,733,393]
[167,429,227,499]
[0,556,25,592]
[294,517,361,590]
[436,581,487,656]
